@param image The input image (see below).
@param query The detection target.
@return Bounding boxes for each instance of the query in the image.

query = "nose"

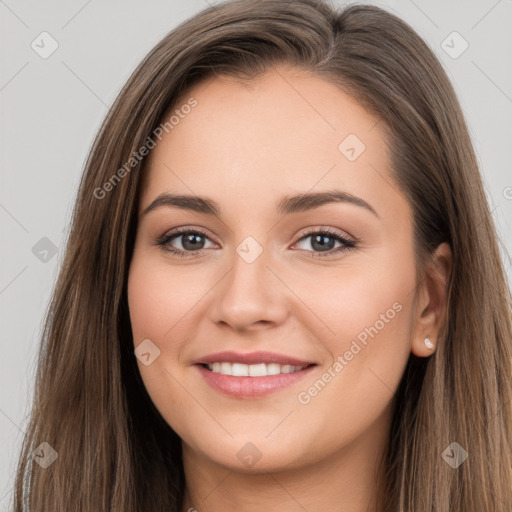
[208,244,289,332]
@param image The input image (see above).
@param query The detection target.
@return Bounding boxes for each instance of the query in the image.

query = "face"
[128,65,421,473]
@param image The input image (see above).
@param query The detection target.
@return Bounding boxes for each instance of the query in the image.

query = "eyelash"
[154,226,357,259]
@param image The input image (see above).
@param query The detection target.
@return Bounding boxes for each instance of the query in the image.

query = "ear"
[410,242,452,357]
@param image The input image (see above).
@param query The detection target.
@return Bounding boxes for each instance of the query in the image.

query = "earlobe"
[411,335,436,357]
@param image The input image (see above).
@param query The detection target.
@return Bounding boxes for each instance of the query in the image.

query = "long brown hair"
[12,0,512,510]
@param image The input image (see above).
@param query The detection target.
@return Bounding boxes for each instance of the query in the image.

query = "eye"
[155,228,216,257]
[292,228,357,258]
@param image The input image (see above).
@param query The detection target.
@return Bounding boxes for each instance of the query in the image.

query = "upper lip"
[192,351,316,367]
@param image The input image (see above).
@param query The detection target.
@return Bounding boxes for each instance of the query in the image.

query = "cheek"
[127,249,218,391]
[330,271,412,352]
[291,251,416,432]
[127,254,199,429]
[127,252,206,342]
[290,253,415,347]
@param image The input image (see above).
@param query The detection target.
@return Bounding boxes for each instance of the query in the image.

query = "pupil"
[312,234,334,252]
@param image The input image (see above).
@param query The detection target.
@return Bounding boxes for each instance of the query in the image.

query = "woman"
[13,0,512,510]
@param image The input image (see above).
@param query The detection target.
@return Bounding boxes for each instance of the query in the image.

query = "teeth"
[207,362,307,376]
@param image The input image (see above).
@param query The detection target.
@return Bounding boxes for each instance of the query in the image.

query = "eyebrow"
[141,190,379,219]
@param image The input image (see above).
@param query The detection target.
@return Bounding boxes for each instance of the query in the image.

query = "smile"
[204,362,310,376]
[195,363,317,399]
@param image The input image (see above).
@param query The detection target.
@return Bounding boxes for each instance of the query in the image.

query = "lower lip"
[195,364,317,399]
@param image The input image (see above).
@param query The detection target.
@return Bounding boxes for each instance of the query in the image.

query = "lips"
[195,363,317,399]
[192,351,318,398]
[192,350,316,367]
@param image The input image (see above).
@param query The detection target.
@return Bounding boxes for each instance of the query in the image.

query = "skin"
[127,65,452,512]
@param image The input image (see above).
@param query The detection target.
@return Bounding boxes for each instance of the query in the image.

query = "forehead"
[140,66,410,225]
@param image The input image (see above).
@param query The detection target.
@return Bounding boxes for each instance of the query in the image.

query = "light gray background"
[1,0,511,508]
